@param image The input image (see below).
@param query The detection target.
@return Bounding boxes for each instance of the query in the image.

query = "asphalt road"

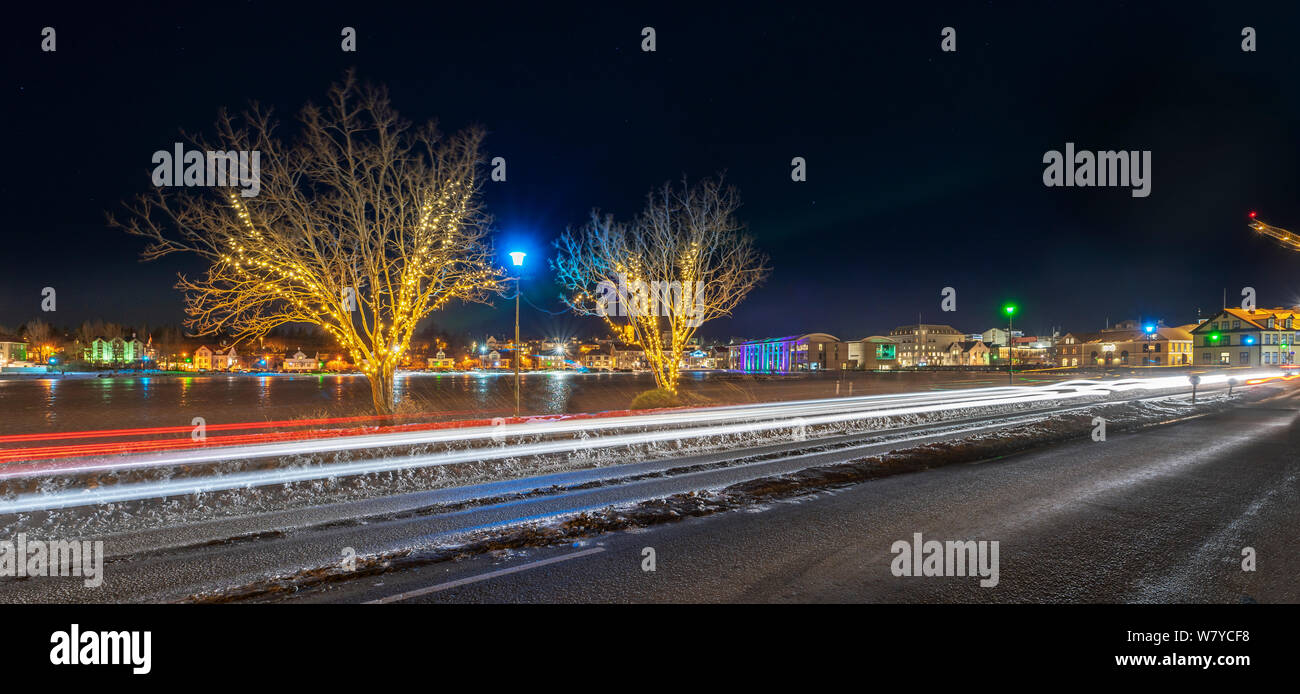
[307,392,1300,603]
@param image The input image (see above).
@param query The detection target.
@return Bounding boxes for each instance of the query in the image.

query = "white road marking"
[364,547,607,603]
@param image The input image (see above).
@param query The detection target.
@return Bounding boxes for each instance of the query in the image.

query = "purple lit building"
[727,333,843,372]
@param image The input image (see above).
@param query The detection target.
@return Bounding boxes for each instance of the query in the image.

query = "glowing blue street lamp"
[508,251,526,416]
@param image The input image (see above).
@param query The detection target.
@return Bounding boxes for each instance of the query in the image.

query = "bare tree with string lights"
[553,177,769,399]
[110,72,504,414]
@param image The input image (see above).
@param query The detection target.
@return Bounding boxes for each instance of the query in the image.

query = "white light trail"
[3,385,1040,477]
[0,371,1271,514]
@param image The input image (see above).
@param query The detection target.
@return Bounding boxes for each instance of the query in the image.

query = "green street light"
[1002,303,1017,384]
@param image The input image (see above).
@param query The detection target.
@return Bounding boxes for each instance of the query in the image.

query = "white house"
[284,350,318,372]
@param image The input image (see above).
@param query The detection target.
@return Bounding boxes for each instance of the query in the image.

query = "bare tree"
[111,72,504,414]
[554,177,769,395]
[20,319,55,362]
[151,324,186,367]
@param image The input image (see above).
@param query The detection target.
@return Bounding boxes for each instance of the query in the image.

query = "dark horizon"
[6,3,1300,345]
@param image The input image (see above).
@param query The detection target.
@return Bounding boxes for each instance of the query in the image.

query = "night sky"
[5,2,1300,344]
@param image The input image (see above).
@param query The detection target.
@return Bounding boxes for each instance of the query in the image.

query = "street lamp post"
[1003,304,1017,385]
[509,251,526,418]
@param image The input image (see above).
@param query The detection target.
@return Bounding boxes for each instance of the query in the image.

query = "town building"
[948,340,993,366]
[427,349,456,370]
[1189,307,1299,367]
[580,345,615,371]
[682,346,728,369]
[284,350,319,372]
[845,336,899,370]
[1057,320,1193,367]
[536,351,571,370]
[194,344,240,371]
[727,333,844,372]
[1008,335,1054,366]
[612,346,645,371]
[980,328,1024,347]
[888,324,964,367]
[84,336,148,366]
[0,336,29,367]
[479,349,510,369]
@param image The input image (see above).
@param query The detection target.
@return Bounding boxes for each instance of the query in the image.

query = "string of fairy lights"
[216,182,502,380]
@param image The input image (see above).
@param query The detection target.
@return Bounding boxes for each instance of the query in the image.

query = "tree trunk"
[649,353,679,395]
[367,365,395,415]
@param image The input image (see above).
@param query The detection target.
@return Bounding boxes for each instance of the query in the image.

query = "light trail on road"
[0,371,1277,515]
[0,384,1041,473]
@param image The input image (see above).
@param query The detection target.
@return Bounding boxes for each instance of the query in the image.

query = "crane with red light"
[1248,211,1300,251]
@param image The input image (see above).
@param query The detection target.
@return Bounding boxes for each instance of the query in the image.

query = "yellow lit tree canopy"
[554,177,769,394]
[111,73,504,414]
